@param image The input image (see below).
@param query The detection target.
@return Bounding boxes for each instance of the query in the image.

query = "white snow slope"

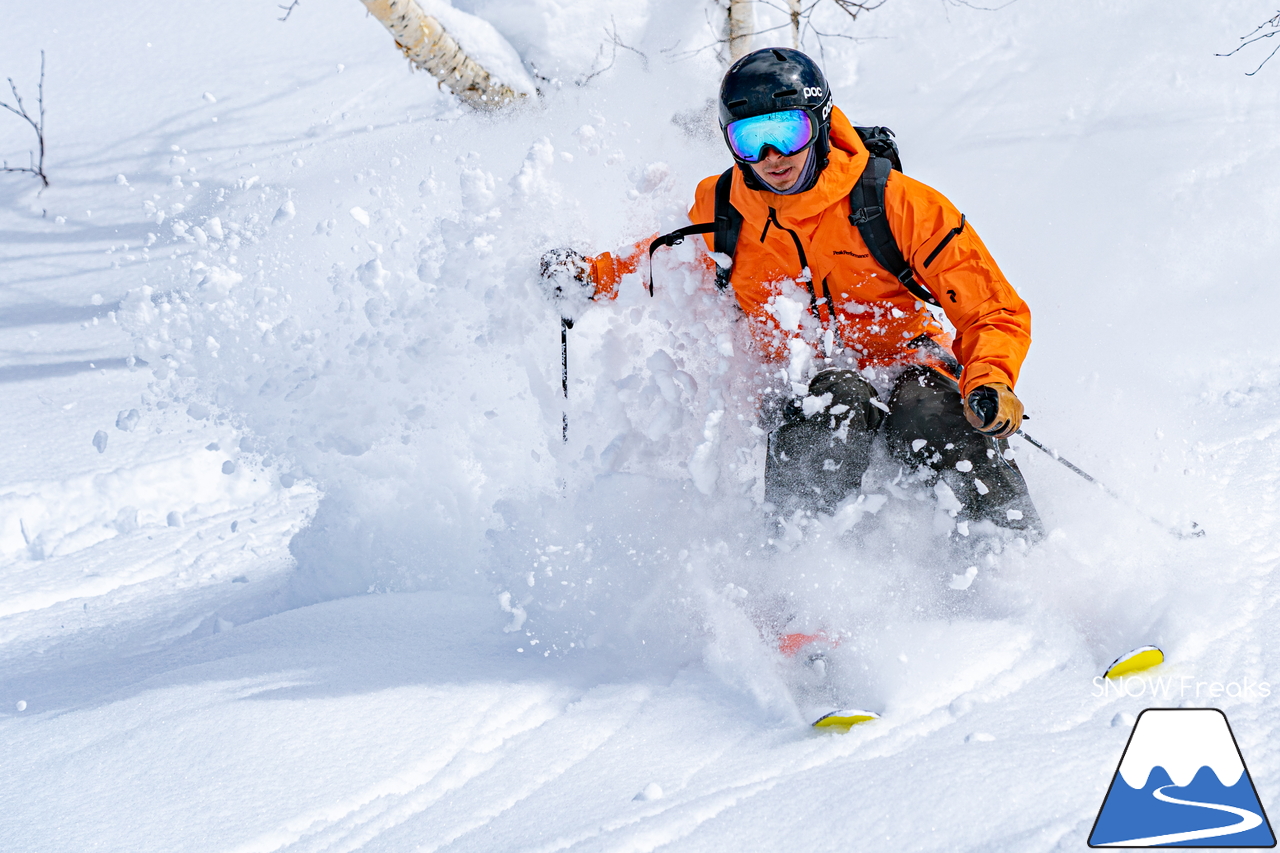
[2,1,1280,850]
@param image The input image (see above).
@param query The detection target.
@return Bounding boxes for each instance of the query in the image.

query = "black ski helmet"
[718,48,833,190]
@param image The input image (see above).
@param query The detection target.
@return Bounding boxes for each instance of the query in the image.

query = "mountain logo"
[1089,708,1276,847]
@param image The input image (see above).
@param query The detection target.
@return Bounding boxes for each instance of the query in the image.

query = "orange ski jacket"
[588,107,1031,398]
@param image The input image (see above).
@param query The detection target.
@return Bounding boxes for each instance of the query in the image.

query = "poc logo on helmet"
[803,86,824,99]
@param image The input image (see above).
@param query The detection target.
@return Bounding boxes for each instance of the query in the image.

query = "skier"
[543,47,1040,537]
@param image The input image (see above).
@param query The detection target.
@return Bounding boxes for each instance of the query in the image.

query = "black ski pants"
[764,365,1041,532]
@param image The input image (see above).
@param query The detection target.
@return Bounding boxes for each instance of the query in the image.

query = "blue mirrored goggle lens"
[725,110,815,163]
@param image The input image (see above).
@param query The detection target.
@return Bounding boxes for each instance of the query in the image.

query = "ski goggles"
[724,109,816,163]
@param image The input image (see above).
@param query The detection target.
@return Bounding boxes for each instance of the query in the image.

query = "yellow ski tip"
[812,709,880,731]
[1104,645,1164,679]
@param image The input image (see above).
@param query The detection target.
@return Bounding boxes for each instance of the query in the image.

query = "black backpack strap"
[711,168,741,287]
[648,223,716,296]
[848,156,940,307]
[648,168,742,295]
[711,171,742,263]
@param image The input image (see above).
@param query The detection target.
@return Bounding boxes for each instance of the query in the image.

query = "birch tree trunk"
[788,0,802,48]
[359,0,526,109]
[728,0,754,62]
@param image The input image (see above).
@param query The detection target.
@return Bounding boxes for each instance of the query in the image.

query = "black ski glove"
[539,248,593,302]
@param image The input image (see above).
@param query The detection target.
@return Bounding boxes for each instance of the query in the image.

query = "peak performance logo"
[1089,708,1275,847]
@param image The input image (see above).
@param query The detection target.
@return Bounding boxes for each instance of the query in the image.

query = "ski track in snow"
[3,0,1280,850]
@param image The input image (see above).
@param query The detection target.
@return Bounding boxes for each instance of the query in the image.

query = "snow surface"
[2,0,1280,850]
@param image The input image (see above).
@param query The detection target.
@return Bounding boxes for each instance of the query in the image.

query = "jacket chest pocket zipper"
[763,207,824,322]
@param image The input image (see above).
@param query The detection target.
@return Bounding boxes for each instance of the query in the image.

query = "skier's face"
[750,145,810,192]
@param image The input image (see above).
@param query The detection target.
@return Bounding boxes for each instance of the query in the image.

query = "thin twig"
[666,0,877,64]
[606,17,649,71]
[730,19,803,39]
[0,51,48,188]
[579,16,650,84]
[1217,11,1280,75]
[830,0,888,20]
[278,0,301,22]
[755,0,825,17]
[1247,43,1280,75]
[942,0,1019,11]
[765,0,887,59]
[1242,10,1280,40]
[577,42,616,86]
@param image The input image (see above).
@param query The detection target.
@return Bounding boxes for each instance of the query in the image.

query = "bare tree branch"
[665,0,887,68]
[1248,43,1280,75]
[942,0,1018,11]
[1245,10,1280,39]
[830,0,887,20]
[746,0,813,57]
[573,46,615,87]
[755,0,820,41]
[575,18,648,85]
[754,0,886,60]
[607,17,649,71]
[278,1,301,22]
[659,7,735,64]
[1218,11,1280,75]
[0,51,48,188]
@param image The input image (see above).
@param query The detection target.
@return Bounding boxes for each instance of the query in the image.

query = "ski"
[812,709,881,731]
[1103,645,1164,679]
[774,632,881,730]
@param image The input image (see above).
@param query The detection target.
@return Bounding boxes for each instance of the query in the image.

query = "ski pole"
[1016,429,1205,540]
[560,316,573,442]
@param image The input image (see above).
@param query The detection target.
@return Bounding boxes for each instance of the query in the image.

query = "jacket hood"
[827,106,869,160]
